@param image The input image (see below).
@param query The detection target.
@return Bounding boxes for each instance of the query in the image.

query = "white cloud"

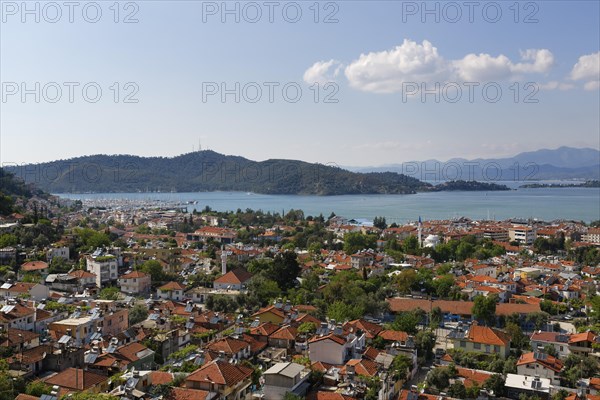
[454,49,554,81]
[570,52,599,91]
[513,49,555,74]
[538,81,575,91]
[312,40,558,94]
[584,80,600,91]
[303,59,342,85]
[343,39,450,93]
[453,53,513,82]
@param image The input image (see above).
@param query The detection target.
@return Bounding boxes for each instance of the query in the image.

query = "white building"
[47,246,70,263]
[86,253,118,288]
[263,362,310,400]
[509,226,536,245]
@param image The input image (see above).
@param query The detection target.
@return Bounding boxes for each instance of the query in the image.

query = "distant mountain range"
[5,152,509,195]
[347,147,600,181]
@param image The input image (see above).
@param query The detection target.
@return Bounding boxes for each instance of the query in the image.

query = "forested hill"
[0,168,52,215]
[7,151,433,195]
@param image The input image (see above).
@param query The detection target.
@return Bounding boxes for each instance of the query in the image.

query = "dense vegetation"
[0,168,53,216]
[7,151,431,195]
[8,152,515,195]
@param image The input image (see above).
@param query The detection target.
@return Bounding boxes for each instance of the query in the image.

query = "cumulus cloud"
[570,52,599,90]
[306,39,558,94]
[303,59,342,85]
[343,39,450,93]
[454,49,554,81]
[538,81,575,91]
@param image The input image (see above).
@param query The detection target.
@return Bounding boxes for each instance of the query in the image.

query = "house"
[448,323,511,358]
[350,251,374,269]
[69,269,97,289]
[343,319,383,340]
[582,228,600,244]
[188,227,237,244]
[157,281,186,301]
[48,316,98,346]
[43,367,109,395]
[166,387,215,400]
[19,261,49,279]
[308,333,356,365]
[530,331,570,358]
[86,253,118,288]
[509,226,536,245]
[517,352,563,385]
[206,337,251,361]
[185,360,253,399]
[0,302,37,331]
[505,374,550,400]
[118,271,151,295]
[569,331,596,356]
[387,297,541,324]
[263,362,310,400]
[0,282,49,301]
[47,246,70,263]
[1,327,40,350]
[471,264,497,278]
[213,268,253,291]
[268,325,299,349]
[92,341,155,372]
[252,305,286,325]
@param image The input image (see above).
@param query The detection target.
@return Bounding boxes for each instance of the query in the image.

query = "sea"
[56,181,600,224]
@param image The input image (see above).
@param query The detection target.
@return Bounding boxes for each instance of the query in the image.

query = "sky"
[1,0,599,167]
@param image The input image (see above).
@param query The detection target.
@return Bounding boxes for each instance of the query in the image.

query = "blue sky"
[1,0,599,166]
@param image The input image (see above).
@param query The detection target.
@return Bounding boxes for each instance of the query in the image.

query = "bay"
[56,185,600,224]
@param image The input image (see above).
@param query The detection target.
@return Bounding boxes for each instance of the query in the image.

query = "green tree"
[391,354,412,380]
[472,295,497,326]
[426,366,451,391]
[432,274,455,298]
[448,381,466,398]
[270,251,300,291]
[138,260,166,283]
[99,286,120,300]
[327,301,362,322]
[484,374,506,396]
[392,310,422,335]
[25,381,52,397]
[373,216,387,229]
[129,304,149,325]
[394,269,418,294]
[403,235,420,255]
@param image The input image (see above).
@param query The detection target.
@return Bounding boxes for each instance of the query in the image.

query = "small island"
[519,180,600,189]
[430,180,510,191]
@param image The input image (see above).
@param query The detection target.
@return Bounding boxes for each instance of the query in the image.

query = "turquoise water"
[57,186,600,223]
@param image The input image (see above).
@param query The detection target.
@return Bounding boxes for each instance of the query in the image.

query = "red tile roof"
[21,261,49,271]
[159,281,186,291]
[186,360,252,387]
[120,270,149,279]
[43,368,108,391]
[308,333,346,346]
[464,324,510,346]
[517,352,563,372]
[214,268,253,284]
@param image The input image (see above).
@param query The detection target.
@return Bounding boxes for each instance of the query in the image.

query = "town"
[1,188,600,400]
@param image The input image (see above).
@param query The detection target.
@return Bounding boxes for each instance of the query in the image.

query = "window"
[485,345,490,353]
[494,345,500,353]
[474,343,481,349]
[460,341,466,348]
